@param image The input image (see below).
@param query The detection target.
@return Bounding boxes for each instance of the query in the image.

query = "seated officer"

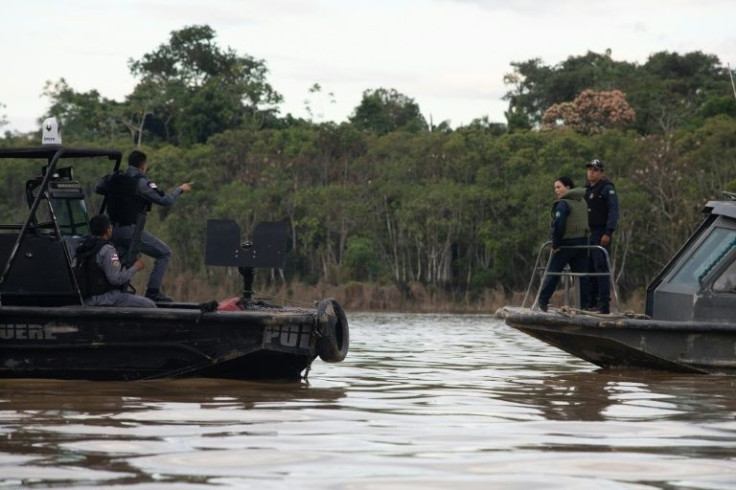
[75,215,156,308]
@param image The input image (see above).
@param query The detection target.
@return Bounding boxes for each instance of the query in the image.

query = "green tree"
[0,102,7,130]
[128,24,283,144]
[349,88,428,134]
[503,50,730,135]
[343,236,382,281]
[503,51,631,130]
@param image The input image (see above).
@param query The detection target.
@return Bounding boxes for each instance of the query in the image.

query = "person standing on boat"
[584,158,619,314]
[537,177,590,312]
[75,215,156,308]
[96,150,192,303]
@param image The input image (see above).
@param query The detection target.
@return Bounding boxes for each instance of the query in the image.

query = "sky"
[2,0,735,134]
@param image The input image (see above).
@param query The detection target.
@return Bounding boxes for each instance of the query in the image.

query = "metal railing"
[521,241,621,312]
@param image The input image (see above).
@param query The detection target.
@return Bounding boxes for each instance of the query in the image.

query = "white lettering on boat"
[0,324,57,341]
[264,324,312,349]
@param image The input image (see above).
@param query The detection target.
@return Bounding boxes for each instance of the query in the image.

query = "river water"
[1,312,735,489]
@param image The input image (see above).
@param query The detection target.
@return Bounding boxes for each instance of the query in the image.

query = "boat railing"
[521,241,621,312]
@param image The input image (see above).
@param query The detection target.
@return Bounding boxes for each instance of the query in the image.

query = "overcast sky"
[2,0,735,133]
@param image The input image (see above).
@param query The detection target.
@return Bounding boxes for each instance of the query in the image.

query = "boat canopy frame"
[0,146,122,306]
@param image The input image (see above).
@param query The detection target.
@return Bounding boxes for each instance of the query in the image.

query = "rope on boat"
[557,305,651,319]
[240,289,321,309]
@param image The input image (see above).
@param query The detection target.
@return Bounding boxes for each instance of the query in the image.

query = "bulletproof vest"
[557,188,588,239]
[586,179,614,227]
[74,238,117,298]
[106,171,148,225]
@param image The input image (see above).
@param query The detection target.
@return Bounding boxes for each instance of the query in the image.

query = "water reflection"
[506,369,736,423]
[1,313,735,488]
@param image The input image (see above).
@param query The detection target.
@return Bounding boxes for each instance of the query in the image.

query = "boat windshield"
[670,227,736,287]
[51,197,90,237]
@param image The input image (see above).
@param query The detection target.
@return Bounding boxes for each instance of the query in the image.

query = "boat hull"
[0,304,324,381]
[496,307,736,374]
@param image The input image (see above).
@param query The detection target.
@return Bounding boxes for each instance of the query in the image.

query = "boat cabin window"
[27,195,89,237]
[26,169,90,237]
[712,259,736,293]
[50,197,90,237]
[670,227,736,287]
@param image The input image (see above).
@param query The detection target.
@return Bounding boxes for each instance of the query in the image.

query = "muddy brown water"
[1,312,735,488]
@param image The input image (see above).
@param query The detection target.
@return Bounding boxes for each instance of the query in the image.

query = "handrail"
[522,241,621,312]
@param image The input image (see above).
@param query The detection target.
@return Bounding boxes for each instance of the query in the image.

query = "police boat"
[0,119,348,381]
[496,196,736,374]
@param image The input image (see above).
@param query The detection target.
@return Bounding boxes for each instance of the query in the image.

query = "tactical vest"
[106,171,148,226]
[586,179,614,227]
[557,188,588,239]
[74,238,118,298]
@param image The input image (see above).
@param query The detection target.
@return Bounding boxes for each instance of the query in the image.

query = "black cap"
[586,158,604,170]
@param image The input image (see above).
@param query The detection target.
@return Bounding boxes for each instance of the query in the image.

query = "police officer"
[584,158,619,314]
[537,177,590,312]
[96,150,192,302]
[75,215,156,308]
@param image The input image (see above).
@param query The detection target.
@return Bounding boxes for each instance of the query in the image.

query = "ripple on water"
[1,313,736,488]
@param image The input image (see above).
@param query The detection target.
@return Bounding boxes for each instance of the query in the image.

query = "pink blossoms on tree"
[542,89,636,134]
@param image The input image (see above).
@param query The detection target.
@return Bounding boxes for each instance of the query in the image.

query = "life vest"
[556,187,588,239]
[586,179,615,227]
[106,171,149,226]
[74,238,118,298]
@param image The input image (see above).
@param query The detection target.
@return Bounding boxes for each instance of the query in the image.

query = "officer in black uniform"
[75,214,156,308]
[584,158,619,314]
[96,150,192,302]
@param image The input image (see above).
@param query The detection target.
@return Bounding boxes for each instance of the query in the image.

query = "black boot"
[145,289,173,303]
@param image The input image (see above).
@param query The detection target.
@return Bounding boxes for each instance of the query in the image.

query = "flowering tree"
[542,89,636,134]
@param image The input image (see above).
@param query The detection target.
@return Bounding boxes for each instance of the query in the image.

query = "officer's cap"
[586,158,604,170]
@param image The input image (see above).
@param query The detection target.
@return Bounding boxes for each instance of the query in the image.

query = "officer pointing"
[96,150,192,303]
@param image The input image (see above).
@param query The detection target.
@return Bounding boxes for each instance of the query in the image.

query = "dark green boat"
[497,198,736,374]
[0,133,349,381]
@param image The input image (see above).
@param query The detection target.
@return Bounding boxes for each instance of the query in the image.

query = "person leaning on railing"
[537,176,590,312]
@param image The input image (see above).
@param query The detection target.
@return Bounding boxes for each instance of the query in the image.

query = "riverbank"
[155,272,644,314]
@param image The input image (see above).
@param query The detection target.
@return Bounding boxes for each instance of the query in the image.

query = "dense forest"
[2,25,736,311]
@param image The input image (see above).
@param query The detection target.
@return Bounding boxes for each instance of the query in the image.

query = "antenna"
[729,63,736,101]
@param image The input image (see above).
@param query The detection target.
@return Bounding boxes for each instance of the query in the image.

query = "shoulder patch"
[148,181,159,189]
[555,211,561,218]
[609,189,616,195]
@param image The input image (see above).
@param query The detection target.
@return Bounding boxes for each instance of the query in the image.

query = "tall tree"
[349,88,428,134]
[503,50,729,135]
[0,102,7,130]
[128,25,283,144]
[503,51,637,130]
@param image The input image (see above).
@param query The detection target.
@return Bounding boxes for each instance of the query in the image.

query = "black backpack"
[73,238,111,298]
